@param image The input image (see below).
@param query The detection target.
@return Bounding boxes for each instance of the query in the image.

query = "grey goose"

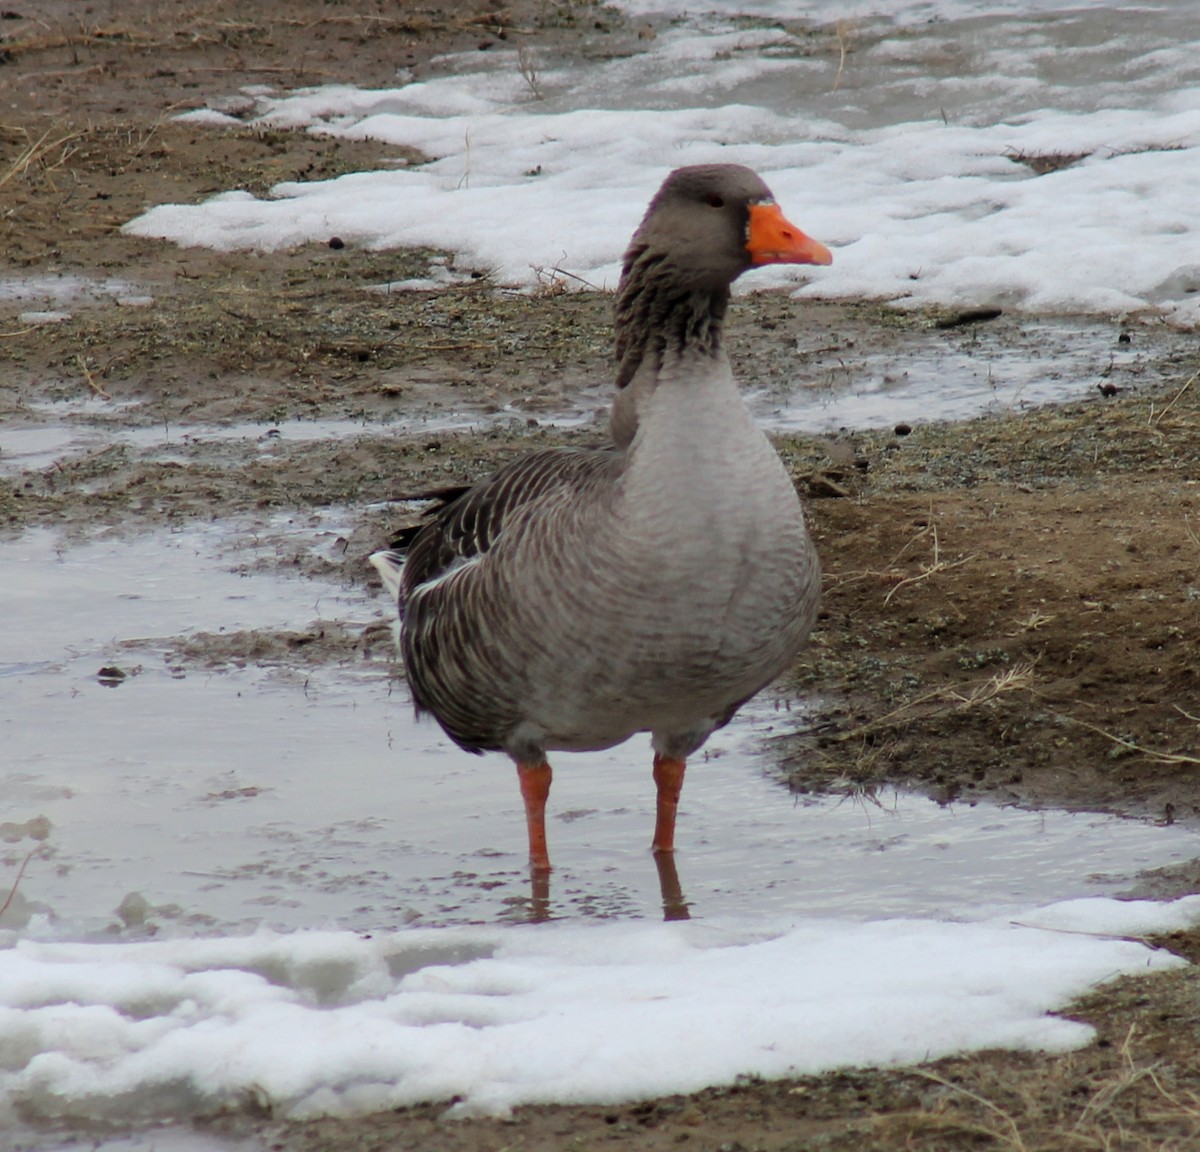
[372,164,832,873]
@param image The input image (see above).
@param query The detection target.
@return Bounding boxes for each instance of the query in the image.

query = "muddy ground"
[4,1,1200,1149]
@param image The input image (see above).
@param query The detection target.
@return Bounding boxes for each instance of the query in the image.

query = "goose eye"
[705,193,725,208]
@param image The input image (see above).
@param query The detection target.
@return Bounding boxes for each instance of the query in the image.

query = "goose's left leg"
[651,754,687,854]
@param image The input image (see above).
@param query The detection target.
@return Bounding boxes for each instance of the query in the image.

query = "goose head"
[621,164,833,295]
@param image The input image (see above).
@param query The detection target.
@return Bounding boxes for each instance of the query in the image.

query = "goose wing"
[374,445,619,754]
[401,445,616,597]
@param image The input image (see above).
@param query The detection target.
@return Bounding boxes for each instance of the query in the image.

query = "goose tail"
[369,550,406,609]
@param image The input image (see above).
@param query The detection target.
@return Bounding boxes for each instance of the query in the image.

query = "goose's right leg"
[517,760,554,872]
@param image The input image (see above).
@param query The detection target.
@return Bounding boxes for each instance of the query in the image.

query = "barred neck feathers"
[613,246,730,392]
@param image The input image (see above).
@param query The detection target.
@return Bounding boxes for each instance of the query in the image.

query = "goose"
[371,164,831,873]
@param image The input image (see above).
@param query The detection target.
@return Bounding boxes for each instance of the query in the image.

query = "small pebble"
[116,891,151,927]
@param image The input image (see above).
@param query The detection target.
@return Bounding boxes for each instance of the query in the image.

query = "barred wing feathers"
[397,446,619,753]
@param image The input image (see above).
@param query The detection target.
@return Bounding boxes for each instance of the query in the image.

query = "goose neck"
[613,256,730,392]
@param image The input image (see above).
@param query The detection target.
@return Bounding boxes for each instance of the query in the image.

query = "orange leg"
[517,760,553,872]
[651,754,687,855]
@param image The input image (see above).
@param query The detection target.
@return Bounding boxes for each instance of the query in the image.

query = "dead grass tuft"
[529,262,598,295]
[856,1017,1200,1152]
[829,517,975,605]
[517,43,544,99]
[827,662,1037,747]
[1148,367,1199,428]
[0,125,85,190]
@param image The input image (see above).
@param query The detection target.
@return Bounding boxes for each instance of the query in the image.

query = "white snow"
[616,0,1164,20]
[3,899,1198,1122]
[123,3,1200,325]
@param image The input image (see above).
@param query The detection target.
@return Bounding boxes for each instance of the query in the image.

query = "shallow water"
[26,1135,260,1152]
[4,517,1197,1152]
[0,312,1161,475]
[0,408,595,477]
[0,274,140,304]
[759,314,1139,432]
[2,520,1196,943]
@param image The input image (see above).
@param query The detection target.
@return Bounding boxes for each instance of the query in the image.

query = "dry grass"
[529,262,598,294]
[0,24,157,60]
[1059,715,1200,768]
[798,1010,1200,1152]
[826,662,1037,747]
[0,125,85,190]
[517,43,544,99]
[881,523,975,605]
[1148,367,1199,428]
[828,516,975,605]
[832,20,855,92]
[77,354,113,400]
[0,847,41,920]
[908,1069,1032,1152]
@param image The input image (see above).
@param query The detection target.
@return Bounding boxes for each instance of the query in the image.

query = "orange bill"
[747,201,833,267]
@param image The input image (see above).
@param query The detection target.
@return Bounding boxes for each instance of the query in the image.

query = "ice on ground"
[2,898,1198,1123]
[124,4,1200,325]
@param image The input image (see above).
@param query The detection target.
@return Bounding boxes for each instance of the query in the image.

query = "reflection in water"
[529,868,551,924]
[507,854,692,924]
[654,853,691,922]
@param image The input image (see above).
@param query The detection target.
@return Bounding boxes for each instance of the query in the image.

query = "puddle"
[0,425,83,472]
[761,315,1141,432]
[0,409,598,477]
[1,523,1196,941]
[0,313,1170,477]
[22,1133,260,1152]
[0,274,141,304]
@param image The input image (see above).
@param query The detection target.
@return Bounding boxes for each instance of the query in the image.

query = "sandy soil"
[4,2,1200,1149]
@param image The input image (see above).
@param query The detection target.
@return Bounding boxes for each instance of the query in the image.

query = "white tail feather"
[369,550,405,606]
